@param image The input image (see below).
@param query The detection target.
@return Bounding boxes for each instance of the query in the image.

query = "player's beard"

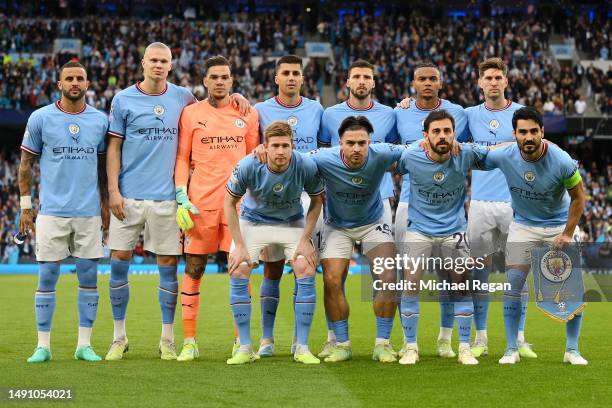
[429,139,451,155]
[62,88,86,102]
[520,139,540,155]
[349,87,371,100]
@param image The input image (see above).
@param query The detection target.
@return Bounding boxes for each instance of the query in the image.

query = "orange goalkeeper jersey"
[175,100,259,210]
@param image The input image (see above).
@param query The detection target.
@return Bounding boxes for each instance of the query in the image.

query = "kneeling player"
[396,110,486,365]
[225,121,324,365]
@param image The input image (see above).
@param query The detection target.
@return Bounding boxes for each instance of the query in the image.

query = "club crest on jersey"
[273,183,284,193]
[433,171,445,183]
[153,105,165,115]
[540,250,572,282]
[68,124,80,142]
[524,171,536,184]
[287,116,298,127]
[489,119,500,130]
[351,176,363,185]
[235,118,246,128]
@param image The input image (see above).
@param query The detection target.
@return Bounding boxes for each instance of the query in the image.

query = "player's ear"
[56,80,62,91]
[512,129,517,140]
[274,74,279,86]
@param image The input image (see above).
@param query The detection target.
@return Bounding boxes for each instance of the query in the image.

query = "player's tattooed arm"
[252,144,267,163]
[18,149,36,234]
[98,154,110,234]
[106,137,126,221]
[224,192,251,274]
[229,93,251,116]
[397,96,415,109]
[554,181,586,249]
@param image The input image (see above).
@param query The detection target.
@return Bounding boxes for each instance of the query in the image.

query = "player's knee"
[293,259,315,278]
[264,260,285,280]
[185,254,206,279]
[75,258,98,288]
[111,250,132,262]
[323,273,343,292]
[37,262,60,291]
[157,254,178,267]
[230,264,252,279]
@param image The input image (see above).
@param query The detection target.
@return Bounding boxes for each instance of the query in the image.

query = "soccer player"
[318,60,398,357]
[253,55,324,357]
[395,62,468,358]
[396,110,486,365]
[19,61,108,363]
[479,107,587,365]
[310,116,403,363]
[224,121,324,364]
[105,42,197,361]
[174,55,259,361]
[463,58,534,358]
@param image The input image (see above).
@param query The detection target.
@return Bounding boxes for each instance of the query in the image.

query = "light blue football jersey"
[395,99,468,203]
[255,96,323,152]
[108,82,196,200]
[397,143,488,236]
[481,142,579,227]
[226,152,323,224]
[309,143,405,228]
[21,101,108,217]
[320,100,398,200]
[464,101,523,202]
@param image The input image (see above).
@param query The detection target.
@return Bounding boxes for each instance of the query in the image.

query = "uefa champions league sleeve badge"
[531,245,586,322]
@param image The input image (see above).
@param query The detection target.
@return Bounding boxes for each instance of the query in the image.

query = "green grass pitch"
[0,273,609,407]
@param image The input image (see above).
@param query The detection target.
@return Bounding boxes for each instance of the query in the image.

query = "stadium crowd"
[1,10,610,111]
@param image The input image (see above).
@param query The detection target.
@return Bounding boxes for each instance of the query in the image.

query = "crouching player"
[224,121,324,365]
[396,110,488,365]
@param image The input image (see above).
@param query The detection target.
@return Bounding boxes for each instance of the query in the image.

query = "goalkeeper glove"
[175,186,200,231]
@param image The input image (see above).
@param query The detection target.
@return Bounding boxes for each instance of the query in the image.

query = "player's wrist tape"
[20,196,32,210]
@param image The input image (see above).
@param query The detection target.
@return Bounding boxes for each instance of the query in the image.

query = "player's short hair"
[512,107,543,129]
[338,116,374,138]
[276,55,303,71]
[423,110,455,132]
[204,55,232,75]
[59,61,87,79]
[348,59,375,77]
[478,57,508,77]
[412,62,439,80]
[145,42,172,55]
[264,121,293,144]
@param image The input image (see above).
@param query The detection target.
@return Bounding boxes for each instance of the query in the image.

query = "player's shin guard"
[158,266,178,324]
[503,269,527,350]
[472,264,491,331]
[454,296,474,345]
[109,259,130,320]
[518,281,529,338]
[295,277,316,346]
[331,320,349,343]
[566,313,583,351]
[181,275,201,338]
[400,295,419,343]
[230,278,252,347]
[439,289,454,330]
[35,262,61,332]
[325,279,346,338]
[260,277,280,340]
[76,258,99,328]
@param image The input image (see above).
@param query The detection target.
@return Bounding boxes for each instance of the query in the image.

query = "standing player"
[463,58,534,358]
[253,55,324,357]
[479,107,587,365]
[225,121,324,364]
[395,62,468,358]
[105,42,197,361]
[19,61,108,363]
[174,55,259,361]
[311,116,402,363]
[318,60,398,357]
[396,110,486,365]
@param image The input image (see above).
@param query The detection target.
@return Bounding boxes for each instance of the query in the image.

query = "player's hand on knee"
[293,237,316,269]
[19,209,34,234]
[229,93,252,116]
[397,96,414,109]
[252,144,267,163]
[229,244,252,274]
[109,190,126,221]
